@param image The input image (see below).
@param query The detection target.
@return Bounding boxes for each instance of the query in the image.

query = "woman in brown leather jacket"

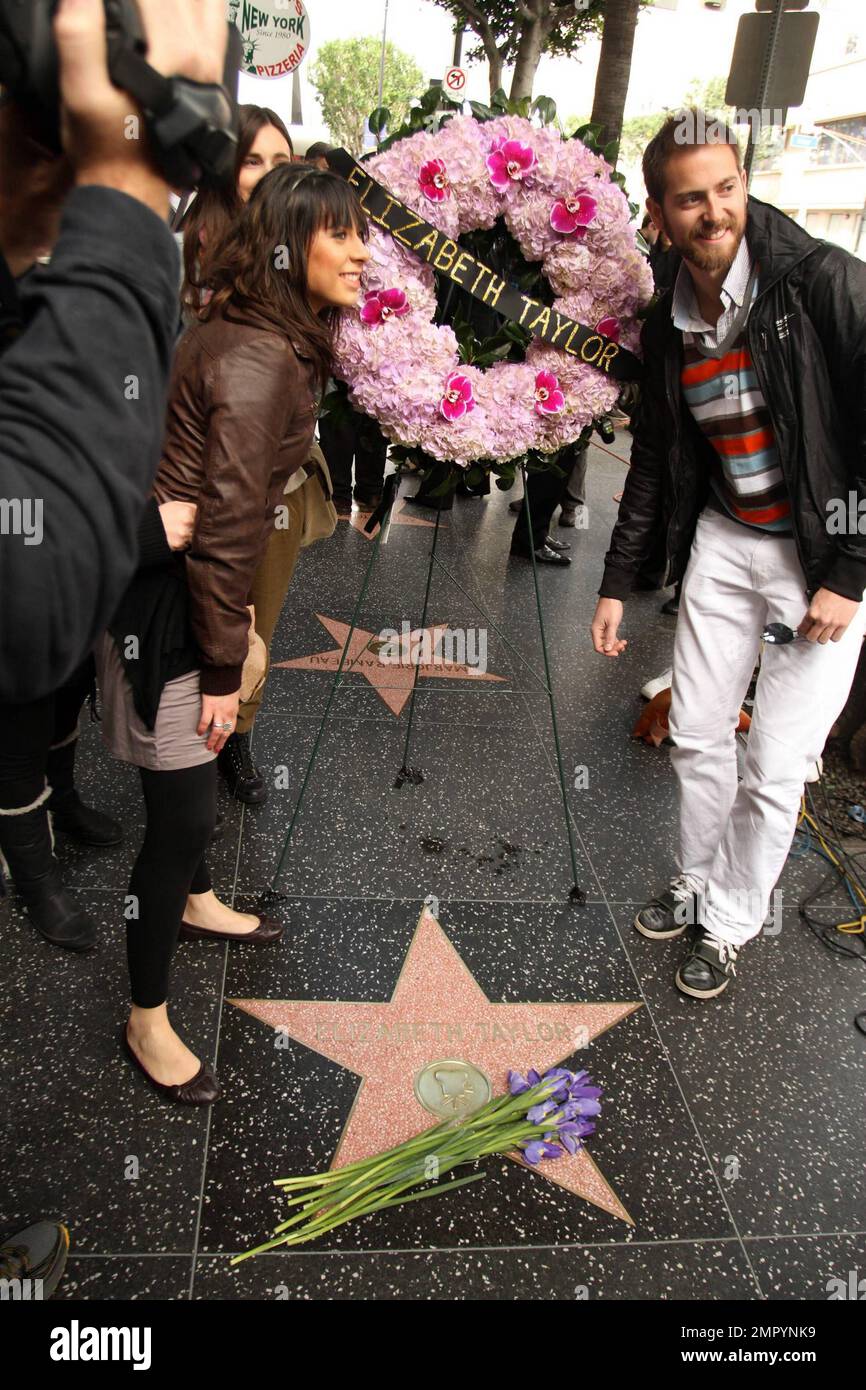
[97,165,369,1104]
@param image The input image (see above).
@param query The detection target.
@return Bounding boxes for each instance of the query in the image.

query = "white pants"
[668,507,866,948]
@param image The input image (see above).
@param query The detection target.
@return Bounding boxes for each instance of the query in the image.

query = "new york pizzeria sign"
[228,0,310,78]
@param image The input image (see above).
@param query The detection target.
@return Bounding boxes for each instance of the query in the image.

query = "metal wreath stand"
[257,459,586,909]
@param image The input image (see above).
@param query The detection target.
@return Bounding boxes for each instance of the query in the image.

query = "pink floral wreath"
[334,115,653,467]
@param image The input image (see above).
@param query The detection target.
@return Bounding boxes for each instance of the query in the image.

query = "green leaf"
[419,84,443,115]
[532,95,557,126]
[469,100,494,122]
[490,87,509,110]
[368,106,390,136]
[603,139,619,163]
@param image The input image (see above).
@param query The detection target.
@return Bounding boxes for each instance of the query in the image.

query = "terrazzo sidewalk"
[2,439,864,1301]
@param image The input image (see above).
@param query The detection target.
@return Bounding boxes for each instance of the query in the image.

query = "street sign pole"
[744,0,787,182]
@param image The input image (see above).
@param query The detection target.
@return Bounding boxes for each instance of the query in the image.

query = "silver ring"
[214,721,233,730]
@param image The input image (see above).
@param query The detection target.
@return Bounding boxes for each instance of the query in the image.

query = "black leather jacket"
[600,197,866,604]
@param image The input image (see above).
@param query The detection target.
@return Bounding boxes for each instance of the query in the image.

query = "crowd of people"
[1,0,864,1295]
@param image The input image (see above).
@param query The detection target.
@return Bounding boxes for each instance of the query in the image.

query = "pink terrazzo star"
[231,905,640,1224]
[340,498,445,540]
[274,614,507,716]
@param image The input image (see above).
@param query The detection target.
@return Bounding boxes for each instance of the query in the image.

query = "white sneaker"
[640,668,673,701]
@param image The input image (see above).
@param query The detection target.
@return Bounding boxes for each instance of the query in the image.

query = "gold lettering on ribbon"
[392,214,424,249]
[372,193,400,232]
[451,250,474,285]
[414,230,439,262]
[433,239,458,273]
[470,262,491,296]
[528,305,551,335]
[597,341,620,373]
[579,334,605,364]
[518,295,535,326]
[482,274,506,307]
[550,311,571,345]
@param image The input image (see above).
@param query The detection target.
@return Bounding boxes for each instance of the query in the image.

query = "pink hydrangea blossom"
[419,158,450,202]
[360,288,411,326]
[486,138,537,191]
[534,371,565,416]
[441,372,475,421]
[550,190,598,236]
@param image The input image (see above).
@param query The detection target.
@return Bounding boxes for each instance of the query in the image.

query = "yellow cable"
[796,799,866,931]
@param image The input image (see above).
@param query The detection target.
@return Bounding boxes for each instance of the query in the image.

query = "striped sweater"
[681,331,791,532]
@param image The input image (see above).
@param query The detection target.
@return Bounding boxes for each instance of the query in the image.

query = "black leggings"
[0,658,94,810]
[127,762,217,1008]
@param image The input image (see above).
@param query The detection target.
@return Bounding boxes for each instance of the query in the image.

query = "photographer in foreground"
[0,0,228,952]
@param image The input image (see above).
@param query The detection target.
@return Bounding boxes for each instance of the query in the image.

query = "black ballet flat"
[121,1026,223,1106]
[178,913,283,944]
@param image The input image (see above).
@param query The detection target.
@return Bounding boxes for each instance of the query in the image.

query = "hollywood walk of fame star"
[274,614,507,716]
[341,498,445,540]
[231,905,640,1223]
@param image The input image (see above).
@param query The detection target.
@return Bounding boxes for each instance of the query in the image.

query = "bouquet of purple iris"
[234,1066,602,1262]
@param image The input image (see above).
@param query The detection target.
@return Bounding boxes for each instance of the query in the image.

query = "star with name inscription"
[274,613,506,715]
[341,497,445,540]
[231,905,640,1223]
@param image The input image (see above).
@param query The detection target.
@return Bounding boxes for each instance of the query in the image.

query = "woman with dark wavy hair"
[181,104,294,311]
[97,165,369,1105]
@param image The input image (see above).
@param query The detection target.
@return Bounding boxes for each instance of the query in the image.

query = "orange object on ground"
[632,688,751,748]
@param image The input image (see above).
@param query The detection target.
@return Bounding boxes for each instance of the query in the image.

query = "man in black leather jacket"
[590,110,866,1000]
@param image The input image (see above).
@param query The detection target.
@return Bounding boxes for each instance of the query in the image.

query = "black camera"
[0,0,241,187]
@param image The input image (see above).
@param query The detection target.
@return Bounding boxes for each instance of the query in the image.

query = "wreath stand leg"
[257,486,395,910]
[518,462,586,904]
[393,501,444,789]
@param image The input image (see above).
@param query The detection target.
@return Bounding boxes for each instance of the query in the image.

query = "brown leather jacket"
[154,304,318,694]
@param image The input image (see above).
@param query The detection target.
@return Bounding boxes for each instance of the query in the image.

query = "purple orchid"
[486,138,537,191]
[549,189,598,237]
[440,371,475,421]
[534,370,565,417]
[360,288,410,327]
[419,157,450,202]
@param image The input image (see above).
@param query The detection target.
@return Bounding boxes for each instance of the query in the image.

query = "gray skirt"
[95,634,216,772]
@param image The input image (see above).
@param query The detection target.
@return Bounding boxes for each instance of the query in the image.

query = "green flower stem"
[272,1116,458,1189]
[270,1079,559,1194]
[273,1123,540,1245]
[238,1078,572,1260]
[274,1113,552,1230]
[272,1167,461,1246]
[273,1172,489,1250]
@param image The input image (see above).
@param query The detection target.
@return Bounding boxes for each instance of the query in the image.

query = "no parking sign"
[227,0,311,78]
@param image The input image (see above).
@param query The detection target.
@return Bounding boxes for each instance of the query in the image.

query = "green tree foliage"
[309,37,424,157]
[432,0,605,100]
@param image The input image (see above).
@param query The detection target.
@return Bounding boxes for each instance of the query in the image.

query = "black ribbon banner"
[326,147,642,384]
